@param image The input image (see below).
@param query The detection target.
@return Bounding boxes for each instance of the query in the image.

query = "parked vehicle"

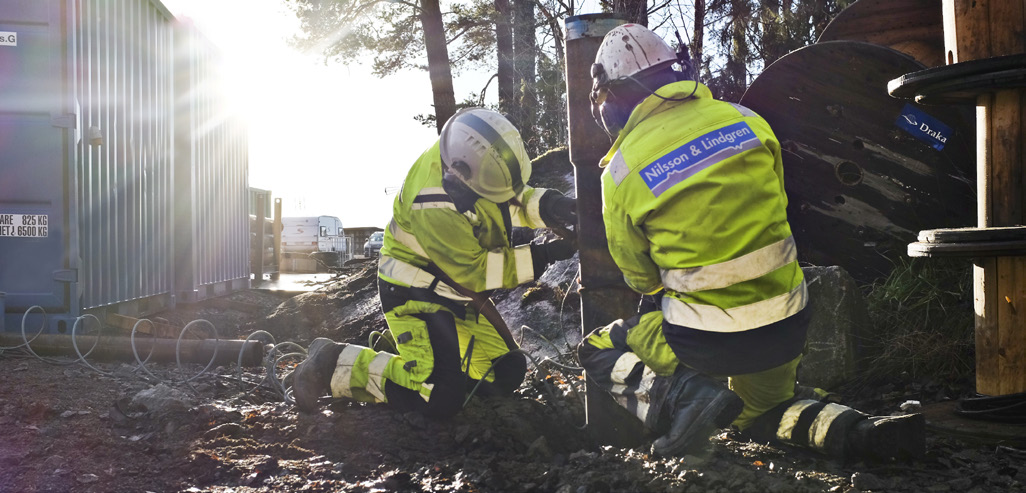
[281,216,351,272]
[364,231,384,257]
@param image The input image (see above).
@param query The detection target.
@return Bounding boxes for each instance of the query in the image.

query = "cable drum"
[739,41,977,284]
[818,0,945,68]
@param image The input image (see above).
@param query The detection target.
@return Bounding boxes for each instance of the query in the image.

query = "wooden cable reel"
[739,41,976,283]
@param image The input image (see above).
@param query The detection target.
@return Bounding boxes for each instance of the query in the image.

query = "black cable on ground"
[956,392,1026,423]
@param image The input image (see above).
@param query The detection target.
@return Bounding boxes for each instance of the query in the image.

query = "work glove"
[638,289,665,315]
[530,238,578,278]
[539,190,578,230]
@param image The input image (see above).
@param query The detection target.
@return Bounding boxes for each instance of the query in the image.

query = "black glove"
[539,191,578,230]
[530,238,578,278]
[638,289,665,315]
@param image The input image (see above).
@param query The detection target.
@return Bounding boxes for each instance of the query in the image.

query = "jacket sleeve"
[510,186,550,229]
[409,206,535,293]
[603,181,663,295]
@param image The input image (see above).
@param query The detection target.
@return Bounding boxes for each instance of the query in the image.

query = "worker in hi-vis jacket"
[577,23,925,461]
[292,108,577,418]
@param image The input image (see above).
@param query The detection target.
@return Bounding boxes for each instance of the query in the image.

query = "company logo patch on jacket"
[640,122,761,197]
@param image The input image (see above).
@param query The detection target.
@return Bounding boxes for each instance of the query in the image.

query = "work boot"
[846,413,926,462]
[651,370,745,457]
[292,338,346,412]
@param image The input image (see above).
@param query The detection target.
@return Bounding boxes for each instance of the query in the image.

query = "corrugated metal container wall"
[173,22,250,303]
[0,0,176,333]
[1,1,250,332]
[77,0,175,313]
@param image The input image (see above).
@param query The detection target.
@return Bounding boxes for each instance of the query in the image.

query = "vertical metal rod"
[564,14,645,446]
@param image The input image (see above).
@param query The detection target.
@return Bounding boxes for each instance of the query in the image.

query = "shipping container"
[0,0,250,333]
[173,21,250,303]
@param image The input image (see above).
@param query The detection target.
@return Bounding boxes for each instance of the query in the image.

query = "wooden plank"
[991,90,1024,225]
[996,257,1026,394]
[974,258,1000,395]
[106,313,190,340]
[976,93,992,227]
[989,0,1026,57]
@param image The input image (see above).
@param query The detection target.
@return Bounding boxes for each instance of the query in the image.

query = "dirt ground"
[2,258,1026,493]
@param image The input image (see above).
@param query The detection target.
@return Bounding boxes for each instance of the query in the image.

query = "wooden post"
[943,0,1026,395]
[564,14,645,447]
[252,192,267,284]
[272,198,282,281]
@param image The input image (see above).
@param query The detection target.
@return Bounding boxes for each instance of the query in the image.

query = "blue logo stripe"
[640,122,760,197]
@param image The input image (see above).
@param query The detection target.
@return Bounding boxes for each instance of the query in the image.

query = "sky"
[161,0,466,228]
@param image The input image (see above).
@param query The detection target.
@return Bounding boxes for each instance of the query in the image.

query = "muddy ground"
[2,258,1026,493]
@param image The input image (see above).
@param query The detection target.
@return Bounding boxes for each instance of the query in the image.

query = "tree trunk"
[420,0,456,133]
[495,0,516,115]
[760,0,785,66]
[811,0,829,39]
[613,0,648,25]
[692,0,706,77]
[730,0,753,100]
[513,0,538,152]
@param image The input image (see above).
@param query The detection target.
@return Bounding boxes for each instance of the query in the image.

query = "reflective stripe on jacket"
[380,141,551,293]
[600,81,806,333]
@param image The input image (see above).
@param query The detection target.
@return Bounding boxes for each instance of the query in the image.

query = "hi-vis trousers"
[328,278,526,418]
[577,310,802,431]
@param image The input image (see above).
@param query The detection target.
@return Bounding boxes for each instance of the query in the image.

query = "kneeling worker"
[577,23,925,461]
[292,108,577,418]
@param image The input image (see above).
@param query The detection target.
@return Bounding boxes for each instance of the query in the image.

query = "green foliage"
[534,53,567,152]
[288,0,423,76]
[861,258,975,384]
[290,0,863,149]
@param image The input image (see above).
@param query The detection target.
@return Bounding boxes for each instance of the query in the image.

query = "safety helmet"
[592,24,677,90]
[439,108,532,203]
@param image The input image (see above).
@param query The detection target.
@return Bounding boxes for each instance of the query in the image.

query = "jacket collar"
[599,80,712,167]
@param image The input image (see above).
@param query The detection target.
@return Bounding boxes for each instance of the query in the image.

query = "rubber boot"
[292,338,346,412]
[846,413,926,462]
[651,370,745,457]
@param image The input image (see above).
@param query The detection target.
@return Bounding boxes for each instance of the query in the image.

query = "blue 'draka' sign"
[895,104,953,151]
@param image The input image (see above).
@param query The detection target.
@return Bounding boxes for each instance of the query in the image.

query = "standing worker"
[292,108,577,418]
[577,24,925,461]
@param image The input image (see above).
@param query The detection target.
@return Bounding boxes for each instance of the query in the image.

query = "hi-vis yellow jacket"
[601,81,807,333]
[379,141,553,296]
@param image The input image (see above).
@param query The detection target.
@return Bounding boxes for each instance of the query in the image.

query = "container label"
[0,32,16,46]
[0,214,48,238]
[895,104,952,151]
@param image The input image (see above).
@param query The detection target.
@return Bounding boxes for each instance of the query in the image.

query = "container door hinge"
[53,270,78,282]
[51,114,77,129]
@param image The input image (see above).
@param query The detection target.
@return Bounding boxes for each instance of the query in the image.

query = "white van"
[281,216,351,272]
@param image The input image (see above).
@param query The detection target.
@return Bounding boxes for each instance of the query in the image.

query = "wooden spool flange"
[739,41,976,283]
[909,227,1026,257]
[819,0,945,68]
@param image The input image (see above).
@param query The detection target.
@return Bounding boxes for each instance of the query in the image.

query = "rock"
[130,384,195,416]
[798,266,867,390]
[851,472,887,491]
[900,400,922,412]
[946,477,972,490]
[528,436,553,460]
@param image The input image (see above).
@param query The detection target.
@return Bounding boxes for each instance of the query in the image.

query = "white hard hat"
[592,24,677,87]
[439,108,532,203]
